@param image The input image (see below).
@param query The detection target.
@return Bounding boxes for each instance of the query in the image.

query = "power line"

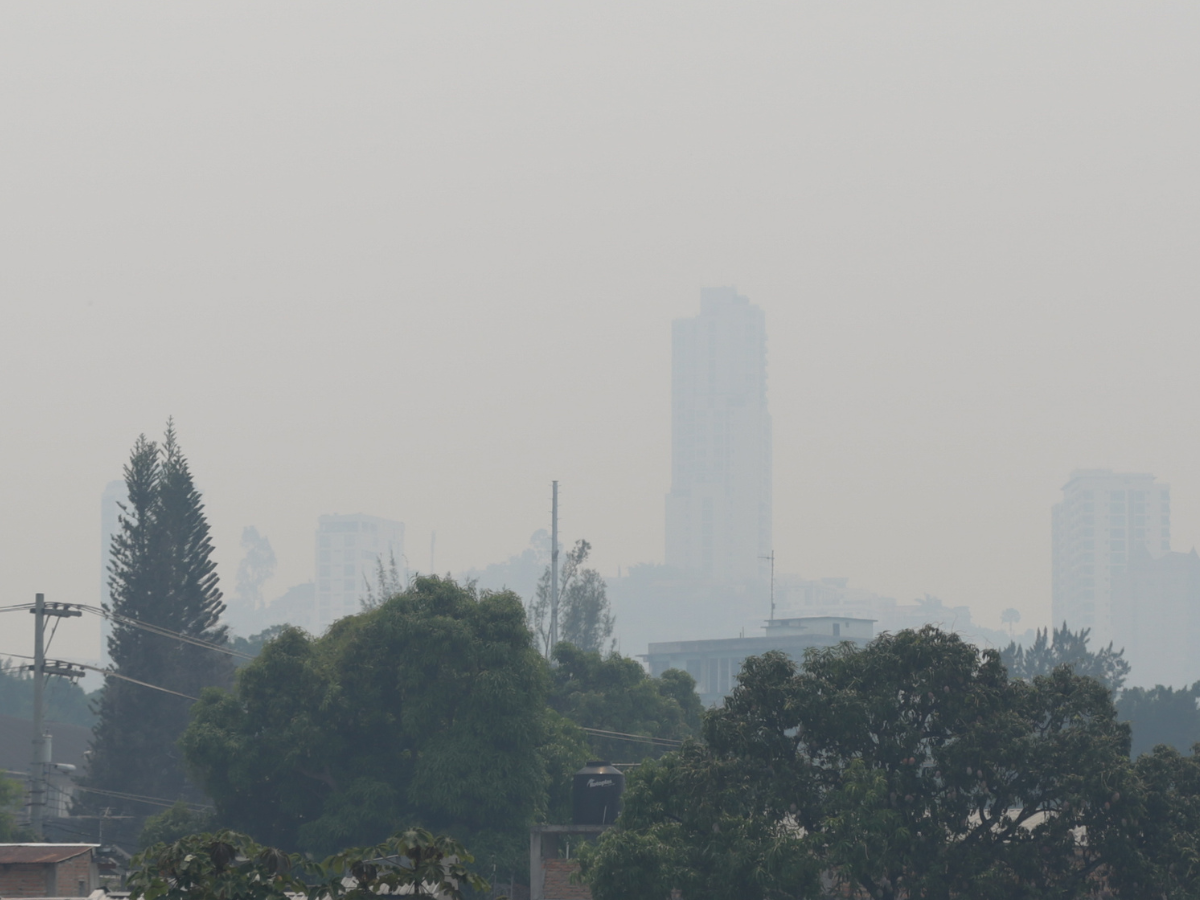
[73,605,254,661]
[1,652,199,701]
[74,785,212,812]
[580,726,683,748]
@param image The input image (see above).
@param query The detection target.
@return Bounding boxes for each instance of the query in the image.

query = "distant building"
[664,287,772,583]
[0,845,98,898]
[1112,543,1200,687]
[315,514,405,630]
[644,616,873,706]
[1052,470,1171,647]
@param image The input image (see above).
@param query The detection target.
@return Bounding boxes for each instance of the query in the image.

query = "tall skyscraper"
[1052,469,1171,647]
[665,287,772,582]
[315,513,405,630]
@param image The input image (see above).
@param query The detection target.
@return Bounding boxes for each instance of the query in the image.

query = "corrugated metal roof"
[0,844,97,864]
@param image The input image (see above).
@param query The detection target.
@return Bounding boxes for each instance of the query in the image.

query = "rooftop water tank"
[572,760,624,825]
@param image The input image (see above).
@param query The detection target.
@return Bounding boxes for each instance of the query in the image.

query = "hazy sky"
[2,4,1199,663]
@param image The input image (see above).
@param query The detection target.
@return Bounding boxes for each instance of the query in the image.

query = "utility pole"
[759,552,775,622]
[549,481,559,656]
[28,594,81,838]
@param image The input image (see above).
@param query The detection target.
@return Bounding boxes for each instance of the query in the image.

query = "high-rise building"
[665,287,772,582]
[315,513,405,630]
[1051,469,1171,647]
[1112,543,1200,687]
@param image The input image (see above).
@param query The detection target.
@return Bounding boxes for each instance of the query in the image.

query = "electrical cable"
[73,786,212,811]
[44,615,61,654]
[0,652,198,701]
[73,605,254,660]
[579,726,683,747]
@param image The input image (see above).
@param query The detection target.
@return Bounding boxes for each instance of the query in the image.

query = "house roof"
[0,844,98,864]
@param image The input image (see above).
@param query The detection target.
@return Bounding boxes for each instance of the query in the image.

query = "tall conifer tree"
[85,422,232,819]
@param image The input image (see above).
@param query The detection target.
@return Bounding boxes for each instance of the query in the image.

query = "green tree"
[228,625,290,669]
[0,772,32,841]
[138,801,216,850]
[128,828,490,900]
[528,540,614,656]
[582,627,1140,900]
[360,549,405,611]
[549,643,702,763]
[1116,682,1200,758]
[1000,621,1130,691]
[182,576,549,881]
[85,423,233,816]
[1113,745,1200,897]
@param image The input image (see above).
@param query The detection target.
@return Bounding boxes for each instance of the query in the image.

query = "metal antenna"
[759,551,775,621]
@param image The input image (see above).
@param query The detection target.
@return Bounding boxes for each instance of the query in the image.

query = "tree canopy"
[86,423,232,816]
[582,627,1143,900]
[549,642,702,763]
[182,576,561,879]
[528,539,614,655]
[1116,682,1200,759]
[1000,621,1130,691]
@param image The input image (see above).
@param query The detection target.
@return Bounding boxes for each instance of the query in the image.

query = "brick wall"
[0,852,94,898]
[541,859,591,900]
[55,852,94,895]
[0,863,52,897]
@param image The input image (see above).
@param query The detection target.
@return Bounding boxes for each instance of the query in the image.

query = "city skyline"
[4,5,1200,670]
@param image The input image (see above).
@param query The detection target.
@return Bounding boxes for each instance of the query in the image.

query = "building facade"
[0,845,98,898]
[1052,469,1171,648]
[1112,544,1200,688]
[664,287,772,583]
[315,514,405,630]
[644,616,873,706]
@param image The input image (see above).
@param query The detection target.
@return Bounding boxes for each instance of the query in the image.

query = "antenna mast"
[760,551,775,621]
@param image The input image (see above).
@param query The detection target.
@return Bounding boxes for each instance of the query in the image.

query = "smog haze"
[2,4,1199,666]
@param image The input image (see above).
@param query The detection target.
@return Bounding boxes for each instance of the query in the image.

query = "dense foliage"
[139,801,217,851]
[228,625,290,669]
[128,828,489,900]
[549,642,702,762]
[1116,682,1200,758]
[0,772,31,841]
[1001,621,1130,691]
[583,627,1144,900]
[182,576,564,880]
[86,423,233,815]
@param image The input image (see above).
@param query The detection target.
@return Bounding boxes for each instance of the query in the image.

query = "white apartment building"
[1051,469,1170,648]
[665,287,772,583]
[315,513,405,630]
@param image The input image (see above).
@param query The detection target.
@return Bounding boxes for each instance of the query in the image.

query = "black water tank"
[573,760,624,825]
